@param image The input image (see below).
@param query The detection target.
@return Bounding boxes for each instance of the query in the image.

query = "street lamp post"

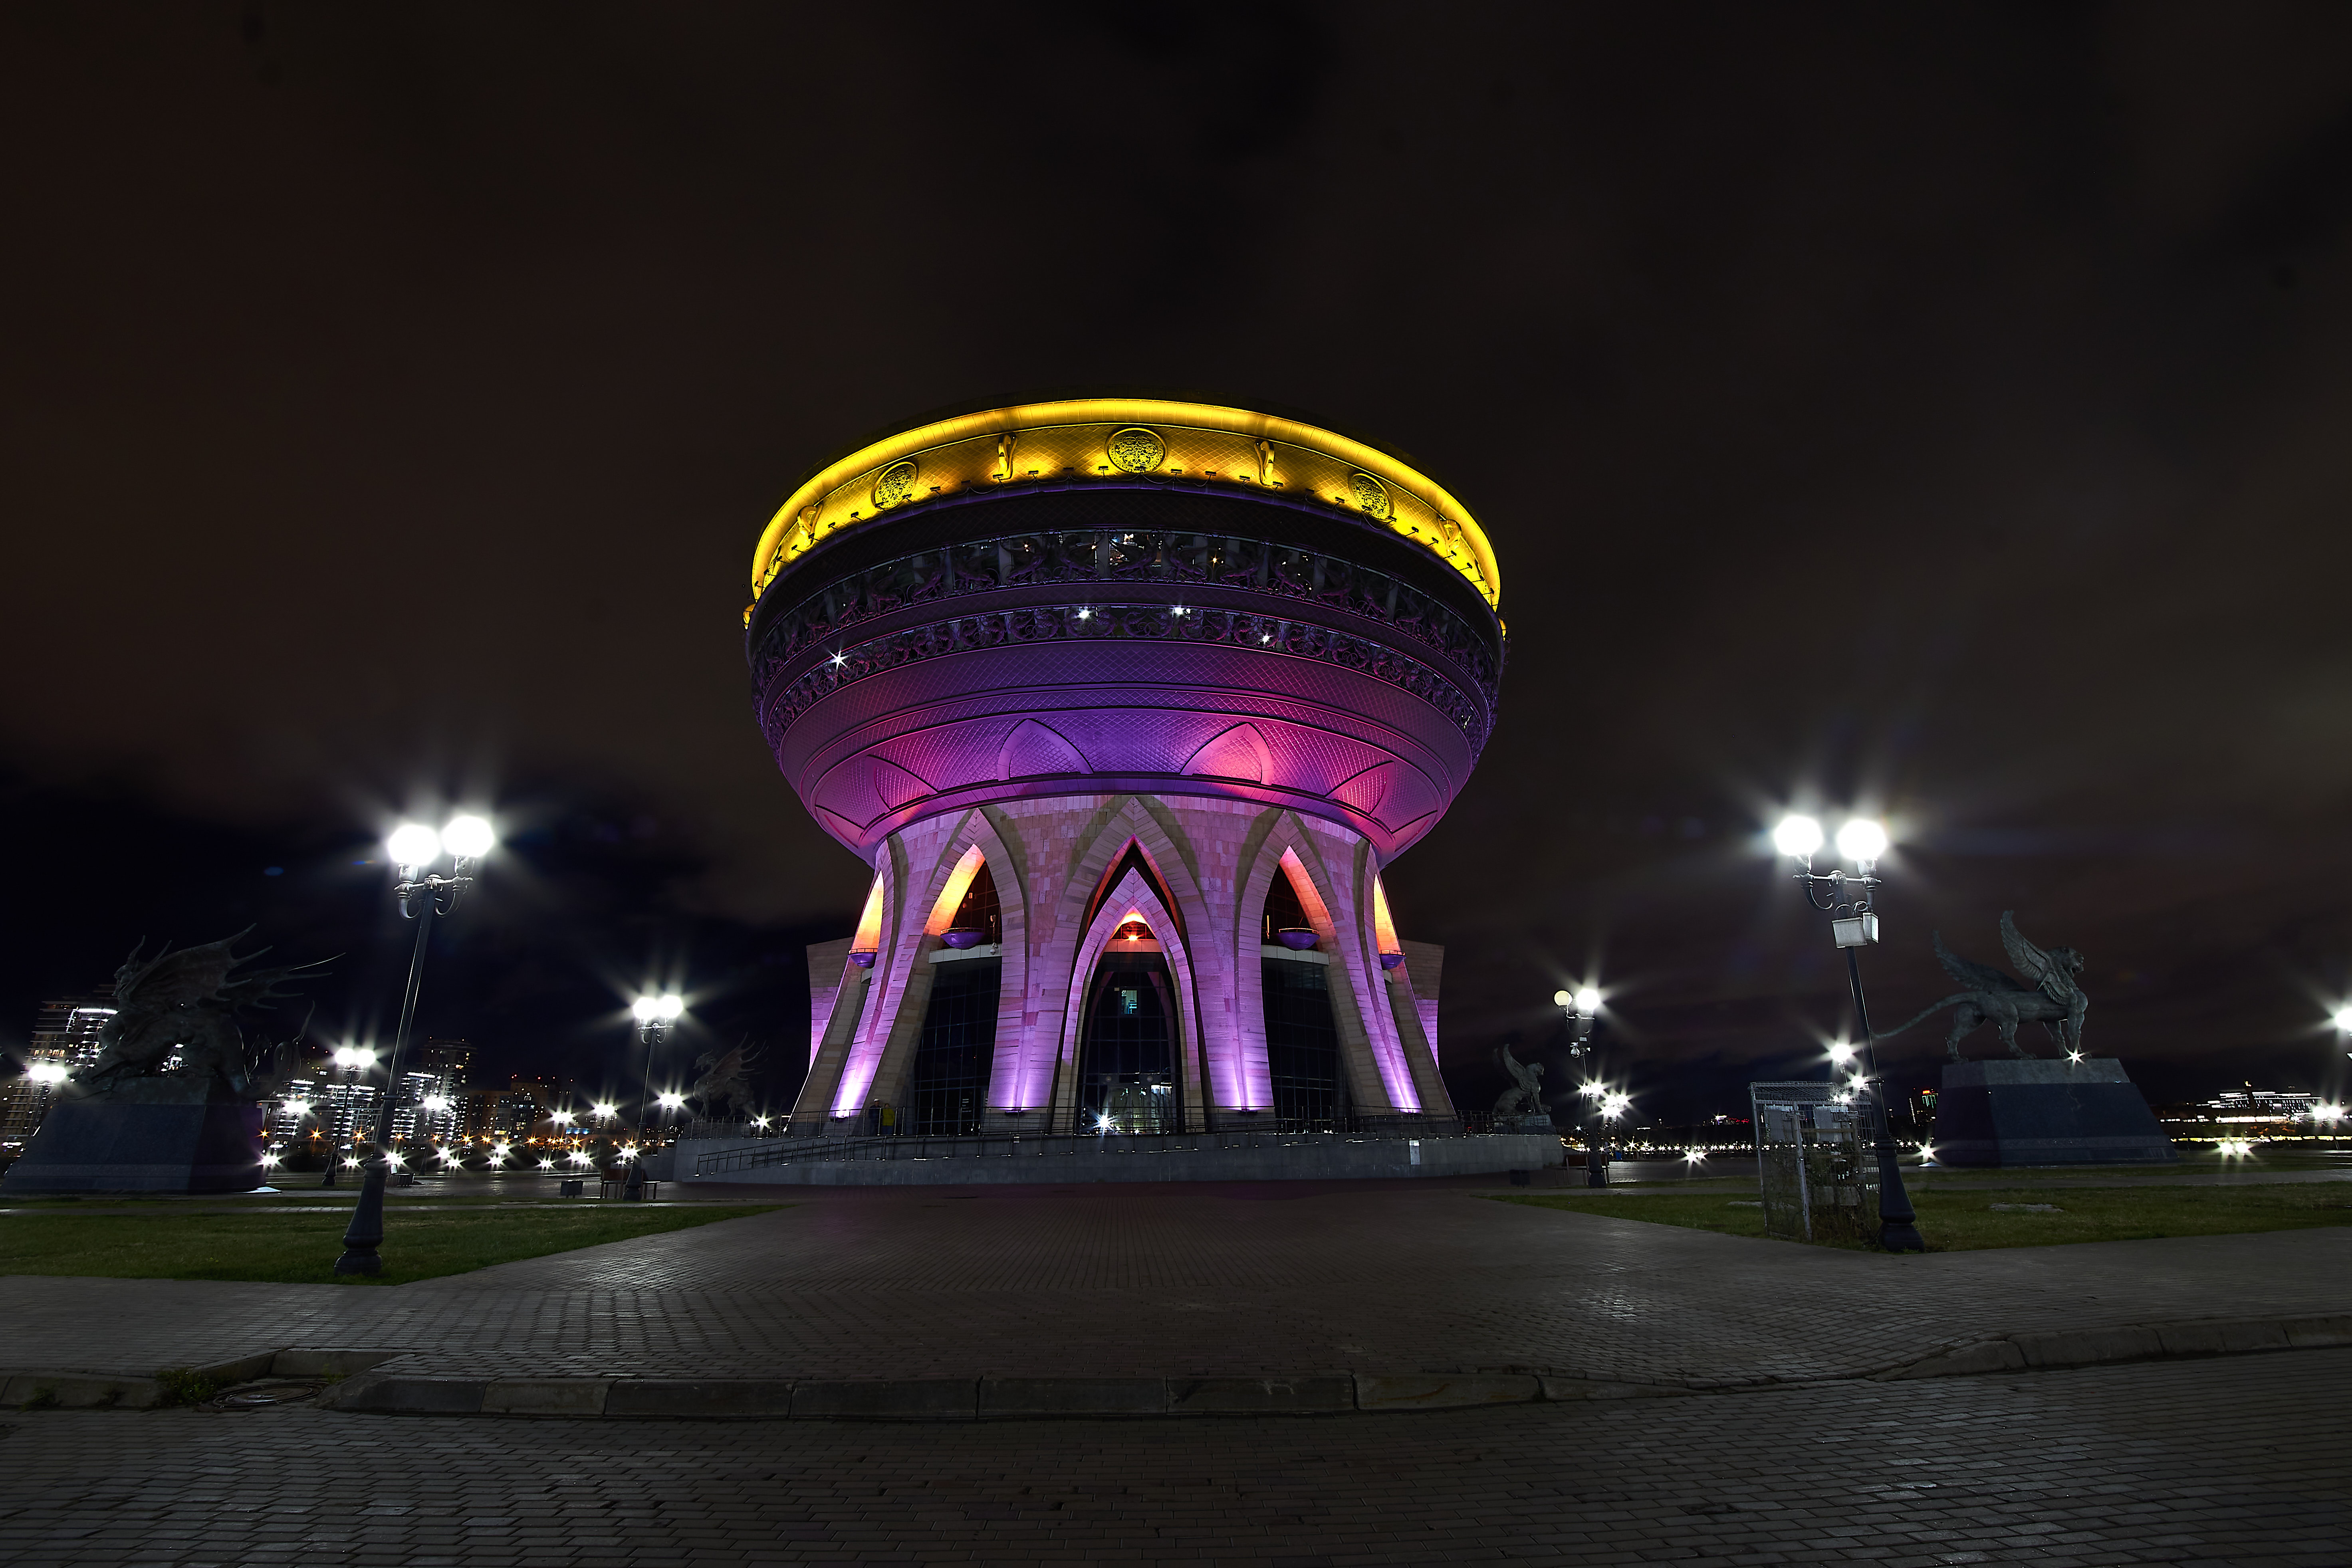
[1553,986,1605,1185]
[334,814,494,1275]
[625,994,682,1199]
[1772,814,1925,1253]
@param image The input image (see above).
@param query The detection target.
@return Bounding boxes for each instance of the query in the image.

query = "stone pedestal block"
[1932,1058,2175,1168]
[0,1100,266,1193]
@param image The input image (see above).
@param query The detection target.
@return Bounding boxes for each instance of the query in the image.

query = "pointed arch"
[1026,799,1211,1123]
[998,718,1089,781]
[1233,815,1420,1115]
[834,811,1031,1120]
[1050,862,1204,1133]
[1185,722,1272,784]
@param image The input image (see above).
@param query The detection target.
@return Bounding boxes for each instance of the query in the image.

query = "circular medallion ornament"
[1349,472,1391,519]
[871,459,920,510]
[1106,428,1167,474]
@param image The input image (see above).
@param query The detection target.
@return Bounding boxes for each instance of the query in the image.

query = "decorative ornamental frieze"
[1349,472,1390,519]
[756,603,1491,754]
[749,527,1501,707]
[871,460,920,510]
[1106,428,1166,473]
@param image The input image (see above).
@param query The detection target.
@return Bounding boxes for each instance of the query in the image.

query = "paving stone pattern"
[0,1349,2344,1566]
[4,1183,2348,1386]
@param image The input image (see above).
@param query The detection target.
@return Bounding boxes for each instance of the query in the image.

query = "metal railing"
[688,1113,1521,1177]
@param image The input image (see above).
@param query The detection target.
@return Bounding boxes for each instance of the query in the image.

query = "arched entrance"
[1075,922,1180,1133]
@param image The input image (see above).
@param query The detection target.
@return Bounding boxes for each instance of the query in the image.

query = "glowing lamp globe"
[441,814,496,858]
[1771,815,1824,860]
[387,823,441,866]
[1835,818,1889,864]
[1573,987,1601,1017]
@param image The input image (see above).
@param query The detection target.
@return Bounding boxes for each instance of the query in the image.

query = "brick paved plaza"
[6,1179,2350,1387]
[6,1178,2350,1564]
[0,1349,2344,1566]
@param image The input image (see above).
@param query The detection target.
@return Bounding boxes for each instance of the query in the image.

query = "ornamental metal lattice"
[1748,1081,1880,1245]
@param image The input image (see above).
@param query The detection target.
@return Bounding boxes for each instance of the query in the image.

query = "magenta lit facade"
[746,402,1504,1134]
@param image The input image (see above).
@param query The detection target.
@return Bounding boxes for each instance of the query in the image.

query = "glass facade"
[1263,959,1346,1131]
[907,958,998,1136]
[1077,954,1178,1132]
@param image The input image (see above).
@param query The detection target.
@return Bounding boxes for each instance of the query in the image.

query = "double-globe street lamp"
[334,814,494,1275]
[1771,813,1925,1253]
[1551,986,1608,1185]
[625,993,683,1198]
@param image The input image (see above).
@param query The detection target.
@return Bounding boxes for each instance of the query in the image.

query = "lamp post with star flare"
[334,813,495,1275]
[1771,813,1926,1253]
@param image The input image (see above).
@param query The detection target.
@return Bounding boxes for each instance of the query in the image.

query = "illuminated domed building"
[744,399,1504,1149]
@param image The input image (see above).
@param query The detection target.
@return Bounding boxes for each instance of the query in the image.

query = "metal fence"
[1748,1081,1878,1244]
[690,1113,1487,1177]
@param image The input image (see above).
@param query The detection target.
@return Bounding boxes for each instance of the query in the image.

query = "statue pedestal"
[0,1100,266,1193]
[1932,1058,2174,1168]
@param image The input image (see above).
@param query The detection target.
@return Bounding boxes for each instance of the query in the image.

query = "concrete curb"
[19,1316,2348,1419]
[1877,1312,2352,1381]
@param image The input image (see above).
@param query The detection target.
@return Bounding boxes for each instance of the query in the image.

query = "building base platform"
[669,1130,1562,1187]
[0,1100,266,1193]
[1932,1058,2176,1168]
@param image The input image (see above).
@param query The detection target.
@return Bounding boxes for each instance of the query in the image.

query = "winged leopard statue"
[74,930,324,1101]
[1492,1042,1547,1117]
[1875,912,2087,1061]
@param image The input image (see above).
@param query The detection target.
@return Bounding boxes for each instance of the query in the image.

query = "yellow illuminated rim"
[748,399,1501,617]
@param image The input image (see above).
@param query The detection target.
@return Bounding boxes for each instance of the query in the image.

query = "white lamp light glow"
[440,814,496,858]
[387,822,441,866]
[1835,818,1889,864]
[1772,815,1824,859]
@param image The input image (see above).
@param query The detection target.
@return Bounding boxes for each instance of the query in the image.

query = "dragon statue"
[72,931,323,1102]
[684,1039,764,1120]
[1877,911,2088,1061]
[1491,1042,1548,1118]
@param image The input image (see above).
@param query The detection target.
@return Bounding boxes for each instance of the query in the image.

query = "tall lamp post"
[1771,813,1925,1253]
[626,993,682,1199]
[334,814,495,1275]
[1553,986,1604,1185]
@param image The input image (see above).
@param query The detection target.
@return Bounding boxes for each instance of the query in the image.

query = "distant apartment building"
[2205,1088,2322,1122]
[1,992,116,1151]
[462,1088,543,1145]
[267,1074,384,1150]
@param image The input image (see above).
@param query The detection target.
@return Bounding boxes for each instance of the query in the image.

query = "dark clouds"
[5,2,2352,1115]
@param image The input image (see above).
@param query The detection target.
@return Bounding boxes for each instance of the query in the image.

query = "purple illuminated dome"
[745,399,1504,1138]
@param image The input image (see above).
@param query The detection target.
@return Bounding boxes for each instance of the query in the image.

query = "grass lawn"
[0,1203,783,1285]
[1491,1183,2352,1251]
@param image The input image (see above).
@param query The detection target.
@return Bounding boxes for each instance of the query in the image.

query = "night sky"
[7,4,2352,1120]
